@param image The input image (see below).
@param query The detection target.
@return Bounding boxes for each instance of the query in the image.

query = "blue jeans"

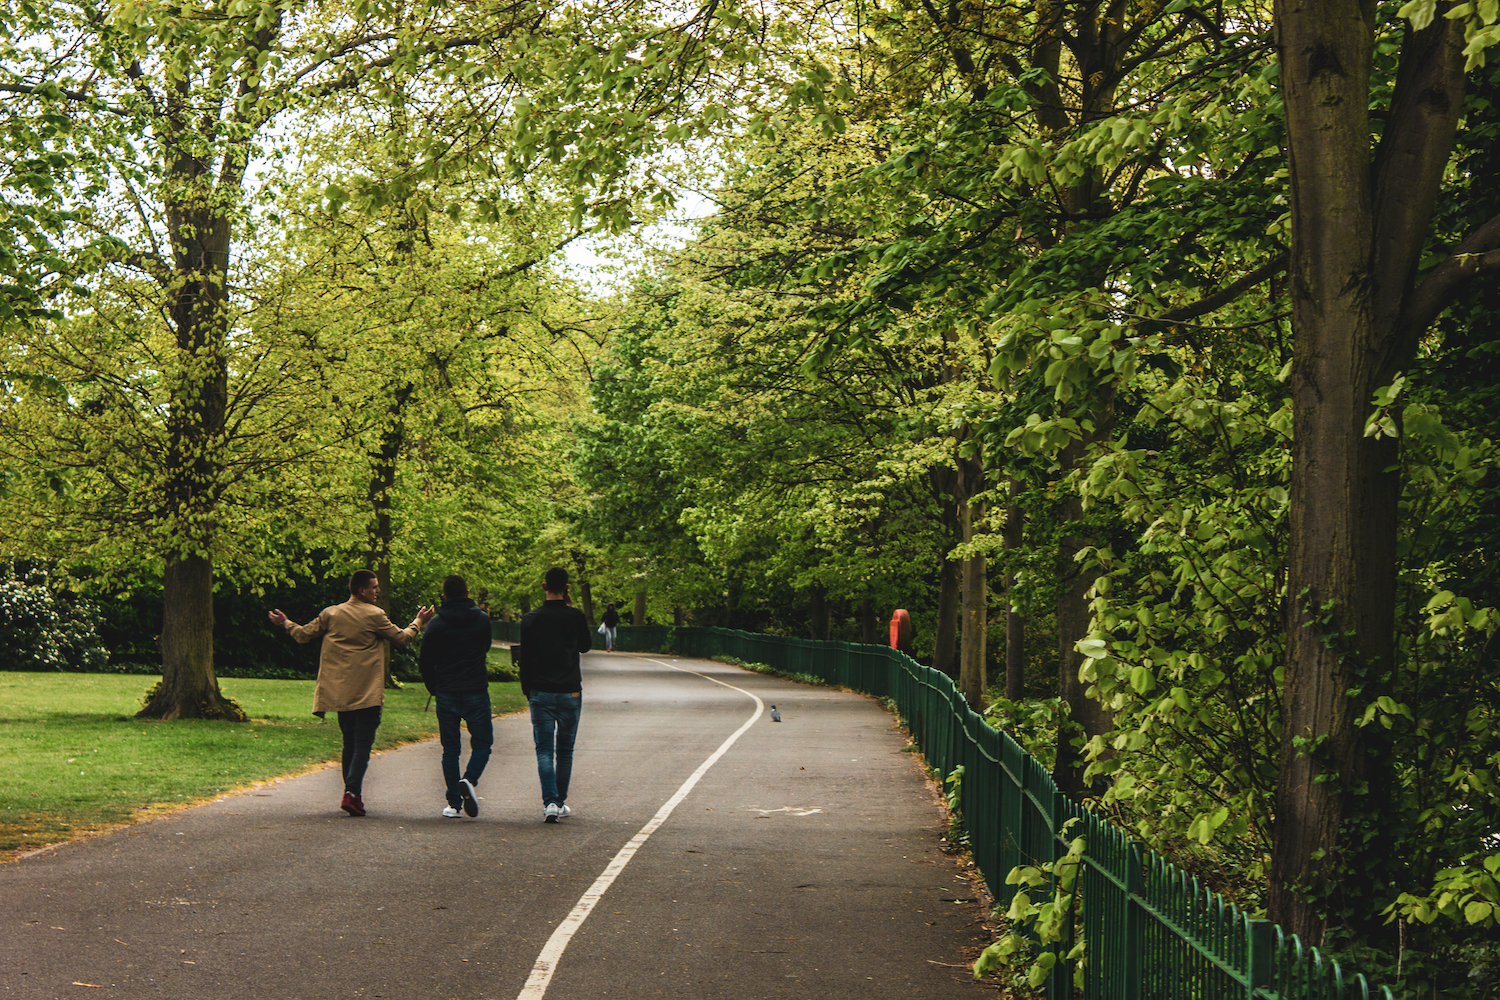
[435,691,493,807]
[528,691,581,806]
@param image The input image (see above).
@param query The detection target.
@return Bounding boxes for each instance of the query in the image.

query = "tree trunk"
[366,389,411,690]
[1271,2,1376,936]
[958,456,987,710]
[634,587,647,627]
[809,584,830,640]
[860,597,878,644]
[928,463,962,679]
[139,554,245,721]
[933,554,961,679]
[1270,1,1467,942]
[140,148,243,722]
[1003,478,1025,702]
[570,551,596,627]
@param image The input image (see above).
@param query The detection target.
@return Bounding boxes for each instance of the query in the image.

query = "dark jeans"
[436,690,494,807]
[337,705,382,795]
[528,691,581,806]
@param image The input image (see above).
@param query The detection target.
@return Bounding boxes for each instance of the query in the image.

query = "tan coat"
[284,599,422,713]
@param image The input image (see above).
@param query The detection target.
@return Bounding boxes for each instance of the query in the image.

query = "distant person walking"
[418,574,494,819]
[519,566,593,822]
[268,570,432,817]
[601,602,620,652]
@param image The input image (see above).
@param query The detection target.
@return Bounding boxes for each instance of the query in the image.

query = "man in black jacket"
[419,574,494,819]
[518,566,594,822]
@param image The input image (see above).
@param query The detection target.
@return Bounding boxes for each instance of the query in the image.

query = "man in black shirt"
[518,566,594,822]
[418,574,494,819]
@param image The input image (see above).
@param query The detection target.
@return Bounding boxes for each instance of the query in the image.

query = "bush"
[0,568,110,671]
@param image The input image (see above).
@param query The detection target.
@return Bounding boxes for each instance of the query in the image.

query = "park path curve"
[2,653,999,999]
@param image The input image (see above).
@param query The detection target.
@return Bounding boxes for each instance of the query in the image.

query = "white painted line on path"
[515,658,764,1000]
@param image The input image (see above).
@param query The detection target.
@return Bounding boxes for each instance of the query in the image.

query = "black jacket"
[418,598,491,694]
[519,600,592,694]
[602,607,620,628]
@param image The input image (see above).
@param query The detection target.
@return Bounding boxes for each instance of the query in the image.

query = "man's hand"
[416,605,435,627]
[268,609,289,627]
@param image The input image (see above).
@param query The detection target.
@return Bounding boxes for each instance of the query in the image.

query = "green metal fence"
[489,620,1394,1000]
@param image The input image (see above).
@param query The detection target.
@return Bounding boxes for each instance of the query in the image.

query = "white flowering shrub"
[0,570,110,671]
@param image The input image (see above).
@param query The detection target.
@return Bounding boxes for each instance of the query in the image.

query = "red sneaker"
[341,792,365,816]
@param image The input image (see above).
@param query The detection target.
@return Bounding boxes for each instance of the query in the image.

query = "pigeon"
[770,705,781,722]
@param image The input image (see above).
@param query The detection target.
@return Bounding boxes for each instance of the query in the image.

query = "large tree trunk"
[958,456,987,709]
[139,554,245,721]
[138,147,244,722]
[1270,1,1467,942]
[1002,479,1025,702]
[366,390,411,690]
[634,587,647,627]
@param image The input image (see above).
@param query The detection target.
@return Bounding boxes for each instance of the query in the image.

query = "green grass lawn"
[0,659,526,859]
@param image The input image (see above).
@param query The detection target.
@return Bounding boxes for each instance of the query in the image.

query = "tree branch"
[0,81,127,115]
[1371,9,1467,350]
[1156,253,1288,323]
[1393,210,1500,362]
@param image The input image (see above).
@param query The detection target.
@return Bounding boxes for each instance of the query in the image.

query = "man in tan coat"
[268,570,433,816]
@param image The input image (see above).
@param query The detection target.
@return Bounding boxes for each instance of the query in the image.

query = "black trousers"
[337,705,382,795]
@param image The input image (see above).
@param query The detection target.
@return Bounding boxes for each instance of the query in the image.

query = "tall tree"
[1,0,750,718]
[1269,0,1500,940]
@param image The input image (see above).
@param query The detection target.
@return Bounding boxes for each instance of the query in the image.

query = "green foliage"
[974,823,1086,988]
[485,648,517,684]
[0,566,109,672]
[944,765,969,848]
[983,696,1061,771]
[1071,360,1291,872]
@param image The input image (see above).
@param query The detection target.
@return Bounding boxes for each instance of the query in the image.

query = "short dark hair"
[442,574,468,601]
[349,569,377,595]
[543,566,569,594]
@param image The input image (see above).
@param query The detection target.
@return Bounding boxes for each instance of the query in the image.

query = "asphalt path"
[3,652,999,999]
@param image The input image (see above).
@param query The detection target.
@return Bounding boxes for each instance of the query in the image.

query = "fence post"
[1247,920,1273,1000]
[1122,840,1144,1000]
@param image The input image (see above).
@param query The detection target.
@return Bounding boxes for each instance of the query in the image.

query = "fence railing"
[489,620,1394,1000]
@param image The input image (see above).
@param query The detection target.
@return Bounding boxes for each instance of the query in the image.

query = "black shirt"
[519,600,592,694]
[418,598,492,694]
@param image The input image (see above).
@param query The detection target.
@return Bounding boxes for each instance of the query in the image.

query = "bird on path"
[770,705,781,722]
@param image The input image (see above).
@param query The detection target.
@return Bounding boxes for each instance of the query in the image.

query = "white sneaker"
[459,778,479,817]
[544,802,561,823]
[442,806,461,818]
[557,804,571,818]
